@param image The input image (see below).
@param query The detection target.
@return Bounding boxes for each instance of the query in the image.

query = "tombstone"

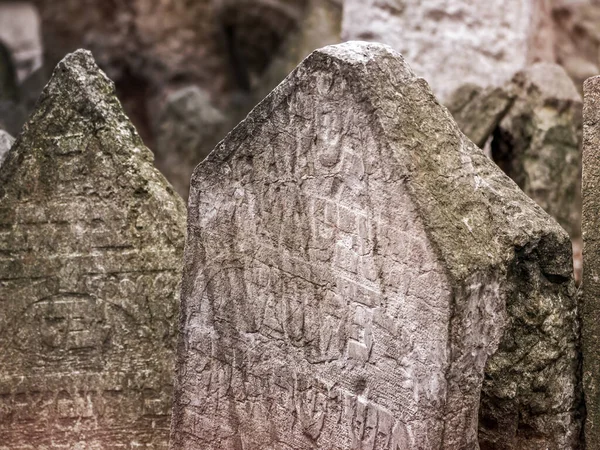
[153,86,226,199]
[341,0,555,101]
[0,50,186,449]
[0,130,13,167]
[170,42,580,450]
[583,75,600,450]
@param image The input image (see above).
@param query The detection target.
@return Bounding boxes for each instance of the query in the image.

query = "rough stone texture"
[583,74,600,450]
[0,50,186,449]
[341,0,555,102]
[153,86,226,199]
[0,1,43,82]
[0,130,13,167]
[171,42,580,450]
[492,63,582,239]
[446,84,516,149]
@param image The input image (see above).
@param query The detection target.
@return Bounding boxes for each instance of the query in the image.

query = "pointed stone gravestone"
[170,42,580,450]
[0,50,186,450]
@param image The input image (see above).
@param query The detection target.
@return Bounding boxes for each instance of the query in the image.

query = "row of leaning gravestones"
[0,41,596,450]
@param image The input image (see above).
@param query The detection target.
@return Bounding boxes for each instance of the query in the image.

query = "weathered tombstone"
[153,86,226,199]
[0,50,186,449]
[583,75,600,450]
[341,0,555,101]
[0,129,13,166]
[171,42,580,450]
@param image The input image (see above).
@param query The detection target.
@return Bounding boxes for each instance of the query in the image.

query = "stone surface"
[0,130,13,167]
[171,42,580,450]
[341,0,555,101]
[583,74,600,450]
[0,50,186,449]
[492,63,582,239]
[446,83,515,148]
[153,86,226,199]
[552,0,600,94]
[0,1,43,82]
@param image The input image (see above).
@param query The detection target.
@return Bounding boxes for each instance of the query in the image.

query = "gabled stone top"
[196,41,571,284]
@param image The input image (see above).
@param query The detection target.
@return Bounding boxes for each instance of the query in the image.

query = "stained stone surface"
[492,63,582,239]
[171,42,580,450]
[583,75,600,450]
[0,130,13,167]
[0,50,186,449]
[153,86,226,199]
[341,0,554,101]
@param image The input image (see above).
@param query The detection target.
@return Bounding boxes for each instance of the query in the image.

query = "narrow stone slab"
[0,50,186,450]
[341,0,554,101]
[171,42,580,450]
[583,75,600,449]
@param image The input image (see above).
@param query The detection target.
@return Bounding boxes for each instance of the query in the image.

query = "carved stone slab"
[341,0,554,101]
[171,42,580,449]
[0,50,186,449]
[583,75,600,450]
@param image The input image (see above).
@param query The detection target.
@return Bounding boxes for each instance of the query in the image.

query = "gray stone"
[0,50,186,449]
[446,83,515,149]
[0,130,14,167]
[491,63,582,240]
[583,74,600,450]
[154,86,226,199]
[170,42,580,450]
[0,2,43,82]
[341,0,555,102]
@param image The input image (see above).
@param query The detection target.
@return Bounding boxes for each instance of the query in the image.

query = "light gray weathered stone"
[341,0,555,102]
[170,42,580,450]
